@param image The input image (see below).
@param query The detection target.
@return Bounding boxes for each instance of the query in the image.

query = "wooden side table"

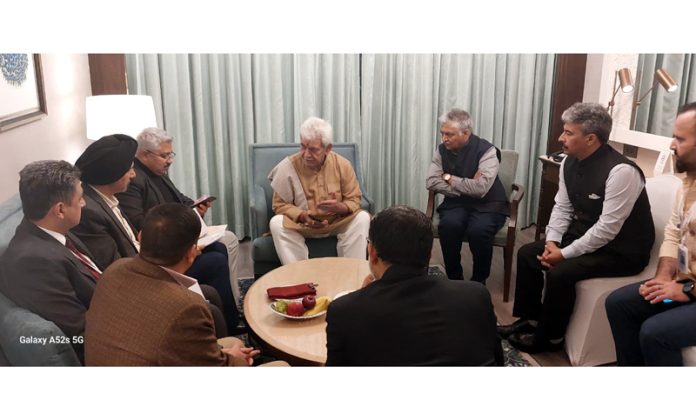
[535,155,561,240]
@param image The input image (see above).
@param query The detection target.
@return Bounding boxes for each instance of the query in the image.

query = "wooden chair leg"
[503,245,513,302]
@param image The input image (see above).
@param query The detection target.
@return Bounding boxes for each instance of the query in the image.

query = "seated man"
[71,133,232,335]
[0,160,99,362]
[426,108,508,283]
[116,127,240,328]
[606,102,696,366]
[499,102,655,353]
[85,203,259,366]
[268,116,370,264]
[325,205,502,366]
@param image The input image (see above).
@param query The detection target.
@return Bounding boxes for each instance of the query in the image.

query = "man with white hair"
[268,117,370,264]
[426,108,509,284]
[116,127,241,331]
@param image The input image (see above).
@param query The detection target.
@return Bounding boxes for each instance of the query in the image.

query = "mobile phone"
[192,195,216,208]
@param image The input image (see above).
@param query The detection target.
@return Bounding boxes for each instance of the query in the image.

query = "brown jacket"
[85,256,235,366]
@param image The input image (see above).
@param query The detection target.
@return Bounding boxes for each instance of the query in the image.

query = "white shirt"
[545,159,645,259]
[90,185,140,252]
[38,225,102,274]
[161,266,205,299]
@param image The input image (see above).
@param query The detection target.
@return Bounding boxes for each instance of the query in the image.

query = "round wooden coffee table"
[244,257,370,365]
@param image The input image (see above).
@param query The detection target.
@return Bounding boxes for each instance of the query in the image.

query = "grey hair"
[439,108,473,132]
[561,102,613,144]
[299,117,333,147]
[136,127,173,152]
[19,160,81,220]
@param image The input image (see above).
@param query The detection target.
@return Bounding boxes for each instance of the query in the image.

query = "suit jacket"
[0,218,98,362]
[326,264,502,366]
[71,184,139,271]
[85,256,235,366]
[116,158,193,231]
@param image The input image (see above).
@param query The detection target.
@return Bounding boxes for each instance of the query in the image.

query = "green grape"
[274,300,288,314]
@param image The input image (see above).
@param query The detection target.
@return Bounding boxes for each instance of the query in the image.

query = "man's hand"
[195,201,212,217]
[298,211,329,229]
[640,277,689,304]
[317,192,349,215]
[537,241,564,268]
[221,342,261,366]
[361,273,376,288]
[639,274,672,298]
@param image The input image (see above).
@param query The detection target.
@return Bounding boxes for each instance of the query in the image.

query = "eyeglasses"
[146,150,176,161]
[440,130,462,139]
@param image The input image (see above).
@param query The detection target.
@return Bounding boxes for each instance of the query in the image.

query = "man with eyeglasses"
[268,116,370,264]
[117,127,241,332]
[426,108,508,284]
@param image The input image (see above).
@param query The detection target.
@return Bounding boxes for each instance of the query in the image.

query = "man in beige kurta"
[268,117,370,264]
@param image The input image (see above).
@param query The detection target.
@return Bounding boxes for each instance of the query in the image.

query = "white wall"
[0,54,92,202]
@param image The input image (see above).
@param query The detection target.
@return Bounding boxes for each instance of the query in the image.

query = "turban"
[75,134,137,185]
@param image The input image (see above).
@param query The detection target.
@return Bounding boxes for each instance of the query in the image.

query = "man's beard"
[675,155,693,173]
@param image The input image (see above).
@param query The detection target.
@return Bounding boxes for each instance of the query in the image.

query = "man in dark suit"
[325,205,502,366]
[85,203,262,366]
[116,127,241,321]
[0,160,99,363]
[71,134,233,335]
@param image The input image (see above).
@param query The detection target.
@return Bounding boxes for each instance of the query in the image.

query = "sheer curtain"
[635,54,696,136]
[126,54,361,236]
[360,54,555,226]
[127,53,554,235]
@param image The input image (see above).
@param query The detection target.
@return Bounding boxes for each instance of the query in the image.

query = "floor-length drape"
[360,54,555,227]
[127,53,554,236]
[635,54,696,136]
[126,54,361,236]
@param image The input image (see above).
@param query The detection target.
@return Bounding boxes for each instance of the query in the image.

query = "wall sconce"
[630,68,679,129]
[85,95,157,140]
[607,68,634,115]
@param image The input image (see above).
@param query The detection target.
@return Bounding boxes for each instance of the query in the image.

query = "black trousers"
[512,238,646,340]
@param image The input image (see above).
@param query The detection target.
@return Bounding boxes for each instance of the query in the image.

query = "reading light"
[630,68,680,129]
[607,68,634,115]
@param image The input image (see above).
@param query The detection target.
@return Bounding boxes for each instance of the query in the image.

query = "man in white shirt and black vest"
[426,108,509,284]
[499,102,655,353]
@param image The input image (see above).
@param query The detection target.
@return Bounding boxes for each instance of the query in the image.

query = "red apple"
[302,295,316,310]
[287,301,305,317]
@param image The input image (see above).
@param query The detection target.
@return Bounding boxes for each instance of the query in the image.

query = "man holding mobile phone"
[267,117,370,264]
[116,128,241,331]
[606,102,696,366]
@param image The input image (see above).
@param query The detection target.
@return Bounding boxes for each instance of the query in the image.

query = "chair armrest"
[250,185,269,238]
[507,183,525,230]
[426,190,438,220]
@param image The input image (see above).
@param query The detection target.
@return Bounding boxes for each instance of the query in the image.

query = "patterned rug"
[235,273,531,367]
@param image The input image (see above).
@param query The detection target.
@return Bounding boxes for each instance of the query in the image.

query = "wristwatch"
[678,279,696,302]
[443,173,452,183]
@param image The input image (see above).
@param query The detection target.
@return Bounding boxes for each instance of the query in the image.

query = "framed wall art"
[0,54,47,132]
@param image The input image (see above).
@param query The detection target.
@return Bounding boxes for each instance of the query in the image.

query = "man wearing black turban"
[71,134,234,336]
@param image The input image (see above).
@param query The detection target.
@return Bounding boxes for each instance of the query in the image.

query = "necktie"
[65,237,101,281]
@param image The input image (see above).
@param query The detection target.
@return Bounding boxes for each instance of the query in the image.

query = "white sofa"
[565,174,696,366]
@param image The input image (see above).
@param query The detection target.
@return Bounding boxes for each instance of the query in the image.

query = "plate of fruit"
[270,295,331,320]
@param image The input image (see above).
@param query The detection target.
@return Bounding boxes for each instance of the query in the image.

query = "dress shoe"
[496,319,536,339]
[507,332,564,354]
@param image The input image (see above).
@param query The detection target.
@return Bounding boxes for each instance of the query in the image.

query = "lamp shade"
[618,68,634,93]
[85,95,157,140]
[655,68,678,93]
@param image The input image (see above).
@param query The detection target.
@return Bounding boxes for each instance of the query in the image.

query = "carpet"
[235,274,531,367]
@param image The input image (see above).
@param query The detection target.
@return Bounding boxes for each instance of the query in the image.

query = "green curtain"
[635,54,696,136]
[360,54,555,228]
[126,53,554,237]
[126,54,361,236]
